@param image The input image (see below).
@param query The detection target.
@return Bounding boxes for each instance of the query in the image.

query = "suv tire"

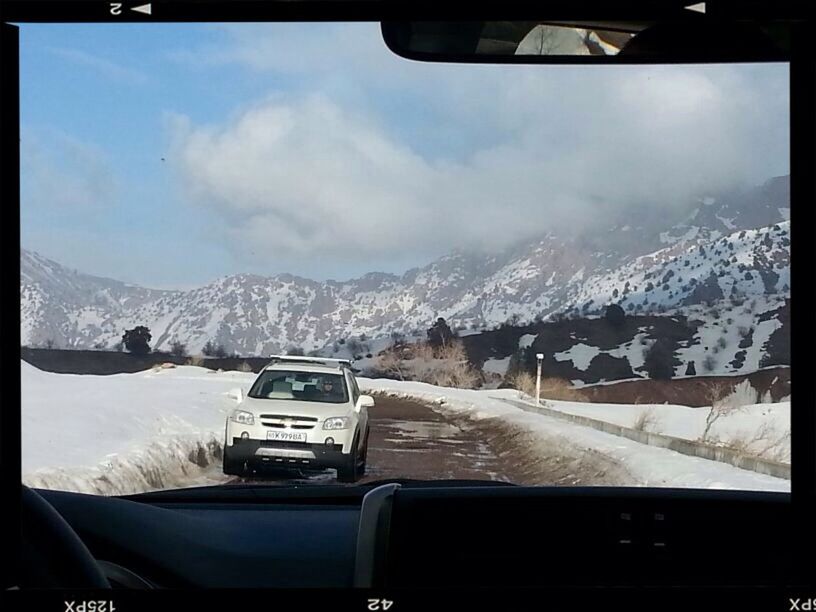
[359,427,369,476]
[337,433,362,483]
[223,446,247,477]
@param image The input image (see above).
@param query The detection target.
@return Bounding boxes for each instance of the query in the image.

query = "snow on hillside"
[20,176,790,358]
[569,221,789,317]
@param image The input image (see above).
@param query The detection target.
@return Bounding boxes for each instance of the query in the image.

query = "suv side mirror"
[356,395,375,410]
[227,387,244,403]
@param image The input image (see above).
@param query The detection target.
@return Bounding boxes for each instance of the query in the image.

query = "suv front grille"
[259,414,318,430]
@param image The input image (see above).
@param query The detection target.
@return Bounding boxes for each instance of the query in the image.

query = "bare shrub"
[422,341,479,389]
[379,341,479,389]
[237,361,253,373]
[508,371,537,398]
[186,355,205,367]
[723,423,791,462]
[377,349,407,381]
[540,377,586,402]
[632,408,661,432]
[699,381,738,442]
[410,342,437,362]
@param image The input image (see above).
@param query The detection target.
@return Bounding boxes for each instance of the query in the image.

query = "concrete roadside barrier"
[496,397,790,480]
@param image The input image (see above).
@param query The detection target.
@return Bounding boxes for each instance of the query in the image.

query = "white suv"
[223,356,373,482]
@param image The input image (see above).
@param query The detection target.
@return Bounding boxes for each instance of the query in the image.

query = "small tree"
[642,339,674,380]
[202,340,227,358]
[604,303,626,328]
[427,317,455,348]
[699,381,737,442]
[346,338,363,356]
[122,326,152,355]
[169,339,187,357]
[685,361,697,376]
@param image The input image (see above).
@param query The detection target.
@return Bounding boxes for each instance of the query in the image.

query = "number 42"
[367,599,394,611]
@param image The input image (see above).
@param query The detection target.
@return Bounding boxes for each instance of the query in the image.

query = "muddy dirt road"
[233,394,629,486]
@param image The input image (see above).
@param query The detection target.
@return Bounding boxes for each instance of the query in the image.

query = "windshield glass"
[249,370,349,403]
[18,23,790,495]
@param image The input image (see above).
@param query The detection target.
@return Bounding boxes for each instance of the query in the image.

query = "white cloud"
[165,24,789,276]
[49,46,150,86]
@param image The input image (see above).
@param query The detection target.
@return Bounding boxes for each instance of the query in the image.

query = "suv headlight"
[323,417,351,430]
[230,409,255,425]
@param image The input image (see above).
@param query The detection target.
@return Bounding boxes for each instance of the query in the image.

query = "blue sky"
[18,23,790,288]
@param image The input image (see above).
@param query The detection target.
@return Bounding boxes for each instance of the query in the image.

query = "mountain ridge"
[21,175,790,356]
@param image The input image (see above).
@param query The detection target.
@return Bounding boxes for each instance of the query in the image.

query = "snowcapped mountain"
[20,176,790,357]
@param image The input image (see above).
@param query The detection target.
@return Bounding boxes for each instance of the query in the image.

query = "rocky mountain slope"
[21,175,790,359]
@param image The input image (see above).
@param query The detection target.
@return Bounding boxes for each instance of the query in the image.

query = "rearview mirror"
[381,14,789,64]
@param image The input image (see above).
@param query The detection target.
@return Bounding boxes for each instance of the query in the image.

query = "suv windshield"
[249,370,349,404]
[18,22,790,494]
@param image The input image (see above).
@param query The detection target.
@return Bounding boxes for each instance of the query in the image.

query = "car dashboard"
[37,482,799,589]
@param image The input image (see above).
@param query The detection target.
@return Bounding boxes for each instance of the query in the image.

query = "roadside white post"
[535,353,544,407]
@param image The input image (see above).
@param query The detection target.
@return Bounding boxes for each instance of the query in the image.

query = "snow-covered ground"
[516,392,790,464]
[21,362,789,495]
[359,379,790,492]
[21,361,255,495]
[482,356,512,376]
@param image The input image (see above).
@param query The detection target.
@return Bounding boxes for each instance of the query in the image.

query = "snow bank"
[19,360,789,495]
[358,378,789,492]
[21,361,255,495]
[516,395,790,464]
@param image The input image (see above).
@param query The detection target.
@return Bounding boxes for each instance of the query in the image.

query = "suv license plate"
[266,431,308,442]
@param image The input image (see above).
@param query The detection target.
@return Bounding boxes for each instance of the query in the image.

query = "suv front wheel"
[223,445,248,477]
[337,429,367,483]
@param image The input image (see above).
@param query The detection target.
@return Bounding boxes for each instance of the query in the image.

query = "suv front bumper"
[227,437,349,469]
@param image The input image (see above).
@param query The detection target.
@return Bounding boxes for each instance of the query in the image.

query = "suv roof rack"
[265,355,354,369]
